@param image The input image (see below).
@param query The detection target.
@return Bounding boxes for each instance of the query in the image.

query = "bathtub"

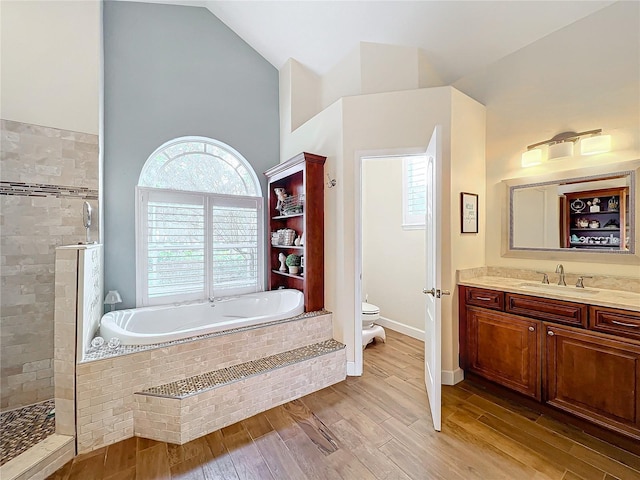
[99,289,304,346]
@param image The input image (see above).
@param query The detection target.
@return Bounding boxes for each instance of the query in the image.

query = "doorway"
[354,128,442,430]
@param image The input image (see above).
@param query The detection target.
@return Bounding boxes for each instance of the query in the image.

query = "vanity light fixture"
[521,148,542,167]
[548,141,574,161]
[522,129,610,166]
[580,132,611,155]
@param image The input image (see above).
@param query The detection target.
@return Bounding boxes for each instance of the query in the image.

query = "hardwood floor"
[48,330,640,480]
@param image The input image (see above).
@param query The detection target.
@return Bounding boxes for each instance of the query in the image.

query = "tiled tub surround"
[75,312,340,453]
[0,119,98,411]
[83,309,329,362]
[135,340,345,444]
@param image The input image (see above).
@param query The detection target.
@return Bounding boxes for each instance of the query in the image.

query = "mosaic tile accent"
[82,309,330,362]
[0,400,56,466]
[139,339,345,399]
[0,181,98,199]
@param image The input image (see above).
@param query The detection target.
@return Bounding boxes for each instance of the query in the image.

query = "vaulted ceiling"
[131,0,614,84]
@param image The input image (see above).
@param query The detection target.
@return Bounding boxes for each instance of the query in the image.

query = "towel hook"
[326,173,337,188]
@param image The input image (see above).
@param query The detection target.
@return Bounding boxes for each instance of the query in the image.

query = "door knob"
[440,289,451,296]
[423,288,436,296]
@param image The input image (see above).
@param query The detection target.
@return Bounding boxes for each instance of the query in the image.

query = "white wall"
[454,1,640,276]
[362,158,425,334]
[360,42,419,96]
[281,85,486,375]
[0,0,100,134]
[321,46,361,111]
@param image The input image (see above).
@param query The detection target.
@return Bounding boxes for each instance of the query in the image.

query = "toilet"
[361,302,379,328]
[362,302,386,347]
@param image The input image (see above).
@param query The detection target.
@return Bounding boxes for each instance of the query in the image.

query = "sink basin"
[517,283,600,297]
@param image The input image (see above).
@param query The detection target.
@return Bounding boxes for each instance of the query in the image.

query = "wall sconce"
[104,290,122,311]
[522,129,610,167]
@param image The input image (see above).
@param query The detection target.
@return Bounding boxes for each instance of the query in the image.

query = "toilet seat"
[362,302,380,328]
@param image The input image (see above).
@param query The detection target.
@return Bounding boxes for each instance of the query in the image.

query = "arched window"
[136,137,263,306]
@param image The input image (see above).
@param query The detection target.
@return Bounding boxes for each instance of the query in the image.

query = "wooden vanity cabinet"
[459,285,640,441]
[589,306,640,342]
[545,324,640,439]
[466,306,541,400]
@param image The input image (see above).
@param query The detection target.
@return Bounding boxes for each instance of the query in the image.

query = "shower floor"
[0,399,56,466]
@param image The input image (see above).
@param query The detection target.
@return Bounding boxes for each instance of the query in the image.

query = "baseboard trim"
[376,316,424,341]
[442,368,464,386]
[347,361,360,377]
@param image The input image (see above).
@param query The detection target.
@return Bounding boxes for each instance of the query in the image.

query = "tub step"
[133,339,346,444]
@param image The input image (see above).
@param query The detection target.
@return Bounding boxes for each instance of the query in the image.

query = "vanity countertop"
[459,275,640,312]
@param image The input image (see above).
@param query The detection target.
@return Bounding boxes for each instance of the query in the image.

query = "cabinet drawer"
[590,306,640,341]
[506,293,587,328]
[465,287,504,311]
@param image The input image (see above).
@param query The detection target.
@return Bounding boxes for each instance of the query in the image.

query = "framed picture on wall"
[461,192,478,233]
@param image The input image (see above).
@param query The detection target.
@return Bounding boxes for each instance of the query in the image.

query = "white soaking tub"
[99,289,304,346]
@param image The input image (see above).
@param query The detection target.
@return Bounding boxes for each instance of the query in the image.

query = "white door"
[423,127,442,431]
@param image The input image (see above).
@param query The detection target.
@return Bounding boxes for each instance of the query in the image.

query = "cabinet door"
[467,307,541,400]
[545,324,640,439]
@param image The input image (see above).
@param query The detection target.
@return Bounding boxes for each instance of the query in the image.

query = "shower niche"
[265,152,326,312]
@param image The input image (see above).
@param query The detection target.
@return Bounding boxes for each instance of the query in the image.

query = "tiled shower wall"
[0,119,99,411]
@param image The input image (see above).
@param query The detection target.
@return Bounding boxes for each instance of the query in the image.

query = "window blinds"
[137,188,262,306]
[403,156,427,227]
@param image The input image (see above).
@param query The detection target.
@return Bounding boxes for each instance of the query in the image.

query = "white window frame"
[402,155,427,229]
[136,187,263,307]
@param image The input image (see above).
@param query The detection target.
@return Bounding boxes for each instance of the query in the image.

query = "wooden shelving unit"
[264,152,326,312]
[562,187,629,250]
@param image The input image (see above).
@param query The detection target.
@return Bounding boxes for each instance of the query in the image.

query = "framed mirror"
[502,160,639,263]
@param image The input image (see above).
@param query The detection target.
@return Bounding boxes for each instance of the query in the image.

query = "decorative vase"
[288,266,299,275]
[278,253,287,272]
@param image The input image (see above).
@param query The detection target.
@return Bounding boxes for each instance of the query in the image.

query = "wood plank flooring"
[47,330,640,480]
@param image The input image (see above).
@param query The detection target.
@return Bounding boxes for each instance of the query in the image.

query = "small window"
[136,137,263,307]
[402,155,427,228]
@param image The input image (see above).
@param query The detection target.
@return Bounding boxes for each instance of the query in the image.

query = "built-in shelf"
[570,243,617,247]
[563,187,628,250]
[272,213,304,220]
[272,269,304,279]
[265,152,326,312]
[570,228,620,232]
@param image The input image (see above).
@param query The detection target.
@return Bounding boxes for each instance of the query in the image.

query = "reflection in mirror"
[509,171,635,254]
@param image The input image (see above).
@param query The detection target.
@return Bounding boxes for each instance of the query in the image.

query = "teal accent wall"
[103,1,279,308]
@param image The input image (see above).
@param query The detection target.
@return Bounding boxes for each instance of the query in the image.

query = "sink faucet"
[575,275,593,288]
[555,264,566,286]
[535,271,549,284]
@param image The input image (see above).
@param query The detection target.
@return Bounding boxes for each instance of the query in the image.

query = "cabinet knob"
[528,326,535,332]
[547,330,555,336]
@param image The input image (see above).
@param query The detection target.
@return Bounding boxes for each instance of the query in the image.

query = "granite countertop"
[459,275,640,312]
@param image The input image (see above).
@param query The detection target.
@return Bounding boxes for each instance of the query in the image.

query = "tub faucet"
[555,264,566,286]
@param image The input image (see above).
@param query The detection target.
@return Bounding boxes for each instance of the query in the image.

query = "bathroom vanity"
[458,278,640,442]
